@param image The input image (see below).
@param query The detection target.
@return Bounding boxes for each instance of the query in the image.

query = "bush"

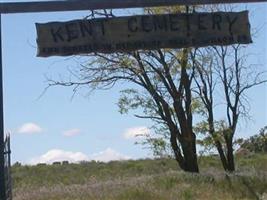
[239,126,267,153]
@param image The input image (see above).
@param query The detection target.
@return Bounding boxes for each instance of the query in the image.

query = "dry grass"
[12,154,267,200]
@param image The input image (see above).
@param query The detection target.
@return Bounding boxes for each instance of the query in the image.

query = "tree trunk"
[183,147,199,172]
[170,134,186,171]
[170,131,199,173]
[225,138,235,172]
[215,141,228,171]
[181,133,199,173]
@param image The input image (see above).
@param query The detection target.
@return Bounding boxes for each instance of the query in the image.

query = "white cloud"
[18,123,42,134]
[91,148,131,162]
[123,126,150,139]
[63,129,81,137]
[29,148,131,165]
[30,149,89,165]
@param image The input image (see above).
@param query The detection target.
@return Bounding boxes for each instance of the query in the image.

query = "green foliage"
[195,120,230,154]
[118,89,154,115]
[118,88,176,158]
[137,136,170,158]
[191,98,206,116]
[144,6,185,15]
[239,126,267,153]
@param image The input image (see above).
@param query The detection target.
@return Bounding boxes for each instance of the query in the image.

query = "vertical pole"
[7,136,10,178]
[7,135,11,200]
[0,13,6,200]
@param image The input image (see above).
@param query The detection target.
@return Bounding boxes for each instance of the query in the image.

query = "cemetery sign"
[36,11,251,57]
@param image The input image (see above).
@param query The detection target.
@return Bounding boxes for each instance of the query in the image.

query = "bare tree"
[193,45,266,171]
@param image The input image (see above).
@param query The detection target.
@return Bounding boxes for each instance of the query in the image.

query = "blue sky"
[1,1,266,164]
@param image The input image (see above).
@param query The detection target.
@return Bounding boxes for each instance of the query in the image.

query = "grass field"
[12,154,267,200]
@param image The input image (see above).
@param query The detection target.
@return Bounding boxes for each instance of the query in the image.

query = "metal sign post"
[0,0,266,199]
[0,13,6,200]
[0,0,267,13]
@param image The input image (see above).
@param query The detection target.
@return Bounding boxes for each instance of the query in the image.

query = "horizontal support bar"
[0,0,266,14]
